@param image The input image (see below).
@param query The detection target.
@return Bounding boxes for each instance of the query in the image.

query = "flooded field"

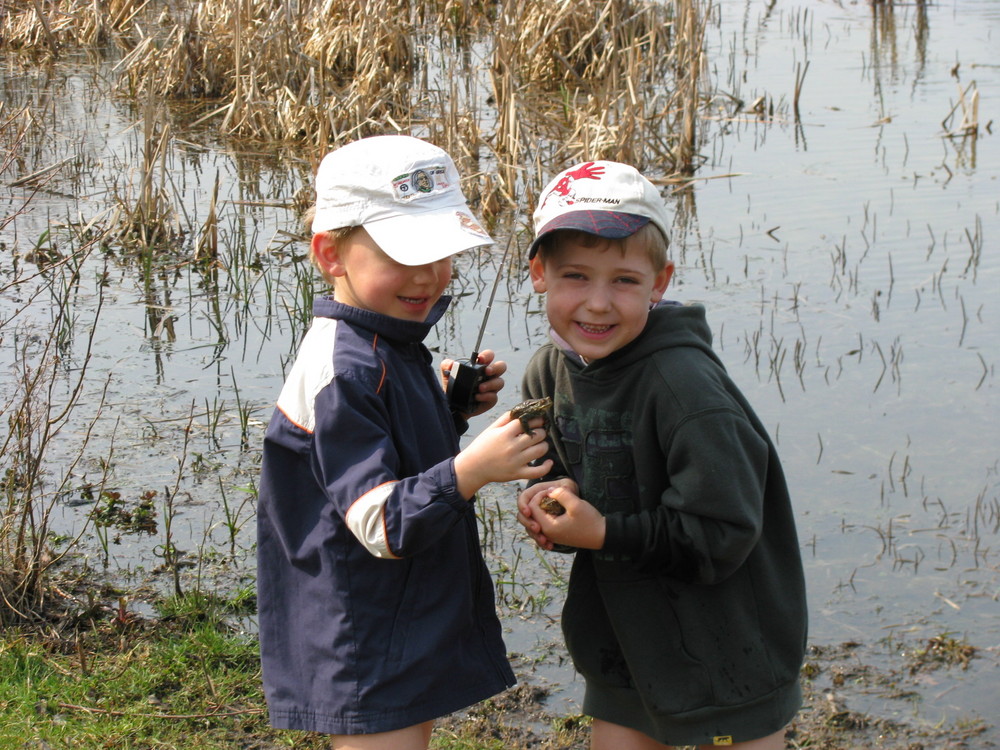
[3,0,998,741]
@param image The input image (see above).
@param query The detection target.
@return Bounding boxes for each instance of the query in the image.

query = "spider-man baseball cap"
[529,160,670,259]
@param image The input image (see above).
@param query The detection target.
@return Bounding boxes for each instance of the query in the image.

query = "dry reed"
[113,0,418,142]
[4,0,712,229]
[1,0,143,50]
[488,0,705,189]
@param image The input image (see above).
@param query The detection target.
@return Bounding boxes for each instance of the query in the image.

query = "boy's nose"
[585,285,613,312]
[412,259,447,284]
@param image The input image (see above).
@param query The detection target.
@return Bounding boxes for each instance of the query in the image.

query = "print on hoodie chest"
[556,404,638,514]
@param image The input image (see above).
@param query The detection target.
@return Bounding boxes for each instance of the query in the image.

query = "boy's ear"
[528,255,548,292]
[650,261,675,303]
[312,232,347,279]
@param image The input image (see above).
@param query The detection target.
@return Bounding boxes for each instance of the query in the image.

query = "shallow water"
[2,0,998,739]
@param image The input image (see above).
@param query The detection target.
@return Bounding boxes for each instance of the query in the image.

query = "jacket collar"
[312,295,451,344]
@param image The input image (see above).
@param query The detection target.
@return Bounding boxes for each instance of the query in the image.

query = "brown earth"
[435,641,995,749]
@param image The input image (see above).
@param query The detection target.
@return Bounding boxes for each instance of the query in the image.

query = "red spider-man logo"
[540,162,605,208]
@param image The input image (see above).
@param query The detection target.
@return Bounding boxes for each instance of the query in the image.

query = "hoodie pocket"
[597,574,716,714]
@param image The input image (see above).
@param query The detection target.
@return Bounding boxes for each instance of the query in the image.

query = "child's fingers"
[517,484,549,515]
[517,416,548,434]
[515,506,536,530]
[476,350,507,378]
[468,384,501,416]
[438,359,455,392]
[515,508,550,548]
[489,411,514,429]
[484,374,506,392]
[547,485,570,503]
[476,374,504,397]
[520,459,553,480]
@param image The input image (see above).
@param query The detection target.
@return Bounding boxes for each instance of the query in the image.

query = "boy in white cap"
[517,161,807,749]
[257,135,553,749]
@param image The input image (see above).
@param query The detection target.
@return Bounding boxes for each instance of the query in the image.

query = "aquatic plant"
[0,230,113,623]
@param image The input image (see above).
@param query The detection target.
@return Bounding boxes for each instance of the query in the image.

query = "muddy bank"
[439,640,995,749]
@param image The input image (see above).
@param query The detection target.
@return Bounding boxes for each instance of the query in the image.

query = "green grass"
[0,603,328,749]
[0,589,582,750]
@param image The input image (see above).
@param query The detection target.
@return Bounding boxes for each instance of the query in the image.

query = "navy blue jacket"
[257,296,514,734]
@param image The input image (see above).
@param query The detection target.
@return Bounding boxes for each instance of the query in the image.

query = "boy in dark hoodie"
[516,160,807,750]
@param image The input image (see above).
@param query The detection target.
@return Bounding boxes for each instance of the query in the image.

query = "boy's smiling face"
[313,227,453,322]
[530,231,673,362]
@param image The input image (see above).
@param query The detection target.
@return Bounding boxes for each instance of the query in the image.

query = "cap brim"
[528,210,650,259]
[364,207,494,265]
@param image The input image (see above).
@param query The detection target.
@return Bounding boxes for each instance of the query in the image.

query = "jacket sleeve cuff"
[441,458,472,512]
[602,512,640,555]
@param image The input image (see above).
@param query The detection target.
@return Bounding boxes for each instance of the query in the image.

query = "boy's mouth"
[577,322,614,335]
[399,296,429,306]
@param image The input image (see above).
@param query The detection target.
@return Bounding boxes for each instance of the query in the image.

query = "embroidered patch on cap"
[391,165,452,202]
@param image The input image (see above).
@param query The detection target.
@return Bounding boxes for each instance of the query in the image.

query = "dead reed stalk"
[943,80,980,137]
[484,1,530,216]
[673,0,708,174]
[121,90,179,247]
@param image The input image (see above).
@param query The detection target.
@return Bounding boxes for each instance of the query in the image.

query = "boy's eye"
[616,276,640,284]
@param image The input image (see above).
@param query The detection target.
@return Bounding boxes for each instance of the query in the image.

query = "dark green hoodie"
[522,302,807,746]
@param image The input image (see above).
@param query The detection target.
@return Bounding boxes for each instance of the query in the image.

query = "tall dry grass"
[3,0,710,195]
[0,285,110,625]
[1,96,135,624]
[486,0,708,206]
[114,0,418,142]
[0,0,144,50]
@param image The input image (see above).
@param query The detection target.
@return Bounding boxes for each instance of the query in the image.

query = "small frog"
[538,494,566,516]
[509,397,553,436]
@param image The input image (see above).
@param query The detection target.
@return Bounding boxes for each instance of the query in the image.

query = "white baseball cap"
[528,160,670,259]
[311,135,494,265]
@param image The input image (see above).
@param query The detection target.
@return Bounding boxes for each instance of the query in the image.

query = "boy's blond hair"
[302,205,356,284]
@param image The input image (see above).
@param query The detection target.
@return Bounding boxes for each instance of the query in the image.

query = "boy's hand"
[454,411,552,500]
[521,485,605,551]
[516,478,577,549]
[440,349,506,418]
